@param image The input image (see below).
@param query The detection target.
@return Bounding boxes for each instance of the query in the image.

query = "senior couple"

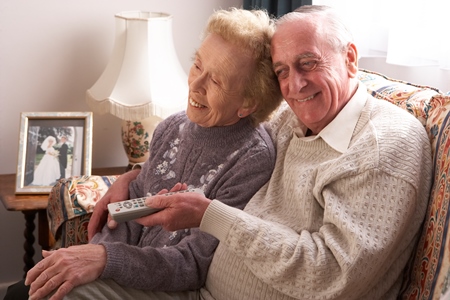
[12,5,431,300]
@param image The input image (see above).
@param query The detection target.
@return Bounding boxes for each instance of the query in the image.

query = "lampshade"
[86,11,188,121]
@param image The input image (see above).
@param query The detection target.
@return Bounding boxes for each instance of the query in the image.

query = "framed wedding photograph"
[15,112,93,194]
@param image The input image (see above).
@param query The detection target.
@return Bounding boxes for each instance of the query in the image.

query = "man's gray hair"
[277,5,354,53]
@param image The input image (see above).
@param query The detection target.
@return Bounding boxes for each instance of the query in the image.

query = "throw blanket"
[47,175,119,247]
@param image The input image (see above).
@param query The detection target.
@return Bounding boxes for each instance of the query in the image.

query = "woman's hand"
[26,245,106,300]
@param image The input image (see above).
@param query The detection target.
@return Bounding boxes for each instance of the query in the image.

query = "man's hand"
[87,169,140,241]
[25,244,106,300]
[135,184,211,231]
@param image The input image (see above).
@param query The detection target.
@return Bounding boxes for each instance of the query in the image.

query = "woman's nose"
[189,73,207,95]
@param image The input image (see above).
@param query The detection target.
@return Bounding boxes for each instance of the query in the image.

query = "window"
[313,0,449,70]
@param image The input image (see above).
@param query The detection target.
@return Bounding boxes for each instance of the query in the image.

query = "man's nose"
[288,71,307,95]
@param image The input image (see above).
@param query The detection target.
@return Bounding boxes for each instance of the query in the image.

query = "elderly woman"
[18,8,282,300]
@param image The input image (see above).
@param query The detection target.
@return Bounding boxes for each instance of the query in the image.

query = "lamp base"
[121,116,162,171]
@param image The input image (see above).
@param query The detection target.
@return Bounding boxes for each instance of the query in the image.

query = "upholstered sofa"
[46,69,450,299]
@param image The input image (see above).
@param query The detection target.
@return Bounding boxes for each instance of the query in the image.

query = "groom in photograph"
[58,136,68,179]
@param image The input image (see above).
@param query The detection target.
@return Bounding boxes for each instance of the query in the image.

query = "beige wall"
[0,0,242,294]
[0,0,243,175]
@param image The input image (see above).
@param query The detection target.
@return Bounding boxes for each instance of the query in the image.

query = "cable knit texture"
[200,95,432,300]
[90,111,276,291]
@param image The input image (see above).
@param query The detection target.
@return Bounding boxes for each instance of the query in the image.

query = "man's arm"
[87,169,140,241]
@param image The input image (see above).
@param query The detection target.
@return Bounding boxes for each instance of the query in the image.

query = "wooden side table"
[0,166,125,277]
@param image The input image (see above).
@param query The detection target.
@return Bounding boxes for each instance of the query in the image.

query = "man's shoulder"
[369,96,427,138]
[356,96,431,179]
[351,96,430,156]
[264,102,296,140]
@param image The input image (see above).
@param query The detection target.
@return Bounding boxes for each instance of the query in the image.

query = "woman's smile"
[189,97,207,108]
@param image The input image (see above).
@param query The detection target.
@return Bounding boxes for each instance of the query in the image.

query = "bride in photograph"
[31,135,61,186]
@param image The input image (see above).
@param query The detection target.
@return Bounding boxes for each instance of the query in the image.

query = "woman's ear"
[346,42,358,78]
[238,102,257,118]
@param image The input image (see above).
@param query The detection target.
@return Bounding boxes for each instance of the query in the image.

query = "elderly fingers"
[48,281,76,300]
[28,270,64,300]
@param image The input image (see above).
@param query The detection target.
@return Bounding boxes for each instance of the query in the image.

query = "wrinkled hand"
[88,169,140,241]
[25,244,106,300]
[154,182,188,196]
[135,183,211,231]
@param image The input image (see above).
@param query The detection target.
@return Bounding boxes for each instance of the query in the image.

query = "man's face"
[271,18,354,134]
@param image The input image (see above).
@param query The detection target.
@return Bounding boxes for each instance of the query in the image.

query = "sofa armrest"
[47,175,120,249]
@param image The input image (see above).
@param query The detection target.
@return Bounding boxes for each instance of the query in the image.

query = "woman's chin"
[187,109,204,125]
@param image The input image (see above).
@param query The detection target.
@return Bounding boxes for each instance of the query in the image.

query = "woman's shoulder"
[160,110,187,126]
[153,111,188,134]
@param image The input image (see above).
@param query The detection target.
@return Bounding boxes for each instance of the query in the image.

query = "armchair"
[358,70,450,299]
[46,69,450,299]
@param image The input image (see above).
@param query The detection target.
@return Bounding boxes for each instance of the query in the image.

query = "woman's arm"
[87,169,140,240]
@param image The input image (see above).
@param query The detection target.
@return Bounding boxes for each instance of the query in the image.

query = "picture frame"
[15,112,93,194]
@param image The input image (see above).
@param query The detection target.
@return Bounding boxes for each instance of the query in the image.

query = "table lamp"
[86,11,188,170]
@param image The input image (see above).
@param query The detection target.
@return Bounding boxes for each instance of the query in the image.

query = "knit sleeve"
[91,219,143,245]
[99,228,219,291]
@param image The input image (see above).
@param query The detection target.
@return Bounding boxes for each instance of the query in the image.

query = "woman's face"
[186,33,255,127]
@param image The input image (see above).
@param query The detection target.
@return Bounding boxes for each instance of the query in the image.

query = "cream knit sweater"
[200,94,432,300]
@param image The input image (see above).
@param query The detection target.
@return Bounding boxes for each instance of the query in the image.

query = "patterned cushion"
[47,175,119,248]
[358,69,450,299]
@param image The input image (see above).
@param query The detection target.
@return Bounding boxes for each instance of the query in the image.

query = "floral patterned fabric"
[47,175,119,248]
[47,69,450,299]
[358,69,450,299]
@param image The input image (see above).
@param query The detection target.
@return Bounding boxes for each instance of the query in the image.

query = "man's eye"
[300,60,318,71]
[275,69,288,79]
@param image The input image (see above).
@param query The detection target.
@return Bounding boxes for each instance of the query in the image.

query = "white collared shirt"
[292,83,367,153]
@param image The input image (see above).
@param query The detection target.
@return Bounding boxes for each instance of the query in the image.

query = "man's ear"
[346,43,358,78]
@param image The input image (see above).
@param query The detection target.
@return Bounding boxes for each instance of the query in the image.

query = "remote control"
[107,188,205,223]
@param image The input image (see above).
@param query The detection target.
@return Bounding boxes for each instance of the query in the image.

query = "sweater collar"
[291,82,367,153]
[186,116,255,146]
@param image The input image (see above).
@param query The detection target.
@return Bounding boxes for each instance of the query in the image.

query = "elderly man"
[133,5,432,300]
